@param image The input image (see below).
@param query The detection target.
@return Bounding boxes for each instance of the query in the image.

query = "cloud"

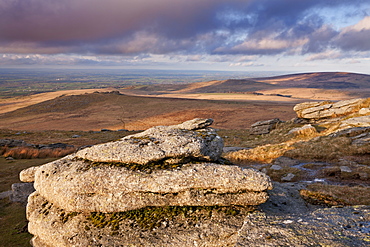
[301,25,338,54]
[0,0,232,42]
[305,50,344,61]
[334,16,370,51]
[229,61,264,67]
[0,0,370,68]
[214,35,308,55]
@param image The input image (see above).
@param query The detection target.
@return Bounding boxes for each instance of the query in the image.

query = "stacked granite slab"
[22,118,272,247]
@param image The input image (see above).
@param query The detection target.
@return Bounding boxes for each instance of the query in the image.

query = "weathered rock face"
[32,155,270,213]
[338,115,370,130]
[75,118,223,164]
[23,118,272,246]
[293,98,370,136]
[27,192,257,247]
[250,118,282,135]
[294,98,367,119]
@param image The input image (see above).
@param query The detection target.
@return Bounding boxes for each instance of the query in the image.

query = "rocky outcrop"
[328,126,370,145]
[294,98,367,119]
[23,118,272,247]
[338,115,370,130]
[0,139,32,148]
[250,118,282,135]
[293,98,370,136]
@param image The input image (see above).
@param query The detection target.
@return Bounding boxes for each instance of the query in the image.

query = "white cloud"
[341,16,370,32]
[305,50,343,61]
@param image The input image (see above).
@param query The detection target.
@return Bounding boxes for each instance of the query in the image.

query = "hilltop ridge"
[254,72,370,88]
[121,72,370,100]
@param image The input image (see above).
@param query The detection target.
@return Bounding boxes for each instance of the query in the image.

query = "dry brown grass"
[222,121,327,165]
[1,146,76,159]
[219,122,305,148]
[0,88,116,114]
[0,129,140,148]
[299,189,349,207]
[257,88,350,100]
[317,165,370,182]
[301,183,370,206]
[285,136,370,162]
[224,141,295,164]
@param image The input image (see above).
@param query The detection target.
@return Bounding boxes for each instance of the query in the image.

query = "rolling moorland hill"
[122,72,370,100]
[0,91,296,131]
[254,72,370,89]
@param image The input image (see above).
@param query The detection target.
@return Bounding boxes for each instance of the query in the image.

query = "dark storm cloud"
[0,0,230,42]
[0,0,369,57]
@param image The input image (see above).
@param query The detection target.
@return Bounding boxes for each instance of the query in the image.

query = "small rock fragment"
[281,173,295,182]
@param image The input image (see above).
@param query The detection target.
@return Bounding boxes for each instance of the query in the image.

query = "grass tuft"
[224,142,295,164]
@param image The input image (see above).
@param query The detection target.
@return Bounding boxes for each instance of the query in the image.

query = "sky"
[1,0,370,73]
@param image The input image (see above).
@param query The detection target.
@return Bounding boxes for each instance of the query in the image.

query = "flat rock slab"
[33,155,272,212]
[338,115,370,130]
[27,192,253,247]
[76,119,223,164]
